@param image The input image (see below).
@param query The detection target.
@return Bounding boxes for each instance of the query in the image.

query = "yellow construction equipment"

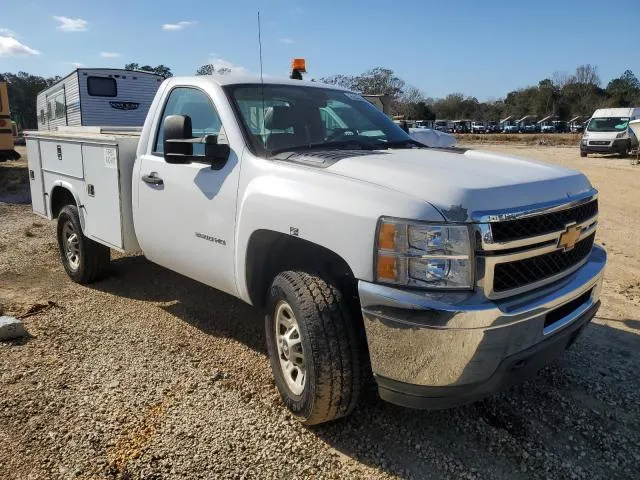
[0,80,21,161]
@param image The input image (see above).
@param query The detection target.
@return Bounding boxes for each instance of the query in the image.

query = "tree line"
[3,62,639,129]
[322,64,640,121]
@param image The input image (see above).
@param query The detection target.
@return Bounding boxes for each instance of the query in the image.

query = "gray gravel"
[1,149,639,479]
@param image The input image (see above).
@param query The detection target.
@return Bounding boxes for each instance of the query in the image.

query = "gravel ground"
[1,145,639,479]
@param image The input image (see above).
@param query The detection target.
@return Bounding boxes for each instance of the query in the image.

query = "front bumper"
[359,245,606,409]
[580,138,628,153]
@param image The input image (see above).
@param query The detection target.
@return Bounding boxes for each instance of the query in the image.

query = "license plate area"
[543,289,593,333]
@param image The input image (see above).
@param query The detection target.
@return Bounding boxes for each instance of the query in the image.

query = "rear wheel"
[57,205,110,284]
[580,151,587,158]
[265,271,362,425]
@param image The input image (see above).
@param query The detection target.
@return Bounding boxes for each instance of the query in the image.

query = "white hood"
[327,148,593,221]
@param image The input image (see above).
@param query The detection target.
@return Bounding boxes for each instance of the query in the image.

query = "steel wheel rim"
[62,221,80,271]
[275,300,306,395]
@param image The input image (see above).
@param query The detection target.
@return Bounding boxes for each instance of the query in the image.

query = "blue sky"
[1,0,639,100]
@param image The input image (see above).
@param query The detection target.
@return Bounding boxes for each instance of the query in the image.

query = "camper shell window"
[87,76,117,97]
[54,95,66,119]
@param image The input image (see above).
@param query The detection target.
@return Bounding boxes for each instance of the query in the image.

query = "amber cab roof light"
[290,58,306,72]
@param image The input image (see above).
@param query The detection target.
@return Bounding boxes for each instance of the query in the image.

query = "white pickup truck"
[26,75,606,425]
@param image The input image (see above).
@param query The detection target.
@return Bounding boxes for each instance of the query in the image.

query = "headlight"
[375,218,473,289]
[616,131,627,139]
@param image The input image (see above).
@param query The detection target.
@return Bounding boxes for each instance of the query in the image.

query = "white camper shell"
[580,107,640,157]
[36,68,164,131]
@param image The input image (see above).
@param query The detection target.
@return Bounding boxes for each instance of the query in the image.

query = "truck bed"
[25,127,141,252]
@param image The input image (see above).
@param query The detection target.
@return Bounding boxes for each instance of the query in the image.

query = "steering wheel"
[326,128,359,142]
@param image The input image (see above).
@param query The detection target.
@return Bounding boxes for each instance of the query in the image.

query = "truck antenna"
[257,10,266,137]
[258,10,264,86]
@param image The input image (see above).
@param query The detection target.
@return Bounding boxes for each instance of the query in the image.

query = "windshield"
[226,84,413,156]
[587,117,629,132]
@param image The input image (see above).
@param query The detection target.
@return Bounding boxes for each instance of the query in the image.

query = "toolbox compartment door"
[81,143,123,249]
[26,138,47,216]
[40,140,84,178]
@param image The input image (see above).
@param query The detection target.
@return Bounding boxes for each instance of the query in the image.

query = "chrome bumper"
[359,245,606,407]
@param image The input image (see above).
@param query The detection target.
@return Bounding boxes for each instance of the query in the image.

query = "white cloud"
[100,52,120,58]
[207,54,247,74]
[0,28,15,37]
[162,21,196,31]
[54,16,88,32]
[0,36,40,57]
[279,38,294,44]
[70,62,83,68]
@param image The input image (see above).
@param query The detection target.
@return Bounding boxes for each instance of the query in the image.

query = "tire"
[56,205,110,284]
[265,271,362,425]
[580,151,587,158]
[619,144,629,158]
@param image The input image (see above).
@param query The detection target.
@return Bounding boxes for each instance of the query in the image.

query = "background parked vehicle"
[452,120,471,133]
[36,68,163,131]
[569,116,586,133]
[580,107,640,157]
[0,80,20,162]
[470,121,486,133]
[486,121,500,133]
[434,119,453,132]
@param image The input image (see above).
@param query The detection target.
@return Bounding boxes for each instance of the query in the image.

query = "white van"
[580,107,640,157]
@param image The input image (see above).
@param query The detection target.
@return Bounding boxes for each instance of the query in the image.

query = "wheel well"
[50,186,76,218]
[245,230,358,311]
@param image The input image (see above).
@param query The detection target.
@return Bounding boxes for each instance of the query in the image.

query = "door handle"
[141,173,163,185]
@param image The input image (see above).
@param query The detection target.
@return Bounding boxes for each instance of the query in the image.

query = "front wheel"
[265,271,362,425]
[580,151,587,158]
[619,143,629,158]
[57,205,110,284]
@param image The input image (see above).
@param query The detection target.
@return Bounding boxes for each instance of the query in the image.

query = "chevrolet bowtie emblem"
[558,223,582,251]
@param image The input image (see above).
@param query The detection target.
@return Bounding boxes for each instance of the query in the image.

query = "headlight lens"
[375,218,473,289]
[616,131,626,139]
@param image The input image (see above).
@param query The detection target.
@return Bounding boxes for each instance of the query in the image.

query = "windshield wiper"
[269,140,381,157]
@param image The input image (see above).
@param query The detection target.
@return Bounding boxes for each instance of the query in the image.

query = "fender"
[233,156,445,304]
[48,180,87,232]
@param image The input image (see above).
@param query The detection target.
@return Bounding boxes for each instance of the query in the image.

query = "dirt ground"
[1,144,639,479]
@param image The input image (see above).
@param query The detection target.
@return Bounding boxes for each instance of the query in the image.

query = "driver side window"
[154,87,222,155]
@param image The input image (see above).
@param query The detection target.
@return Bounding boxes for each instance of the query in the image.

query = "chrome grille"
[493,234,595,292]
[491,199,598,243]
[475,192,599,299]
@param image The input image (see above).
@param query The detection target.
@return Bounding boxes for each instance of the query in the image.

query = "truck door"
[134,86,241,296]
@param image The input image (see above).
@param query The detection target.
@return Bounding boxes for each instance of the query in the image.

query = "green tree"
[124,63,173,78]
[321,67,405,96]
[195,64,231,75]
[606,70,640,107]
[1,72,59,129]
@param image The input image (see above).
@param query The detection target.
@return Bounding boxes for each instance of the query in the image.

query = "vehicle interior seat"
[264,104,325,152]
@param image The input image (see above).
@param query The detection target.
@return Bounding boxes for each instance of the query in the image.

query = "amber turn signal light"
[376,255,397,281]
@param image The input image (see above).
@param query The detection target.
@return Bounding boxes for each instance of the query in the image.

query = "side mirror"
[163,115,230,169]
[204,135,230,171]
[164,115,193,164]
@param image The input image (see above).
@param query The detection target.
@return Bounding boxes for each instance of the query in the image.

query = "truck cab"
[27,75,606,425]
